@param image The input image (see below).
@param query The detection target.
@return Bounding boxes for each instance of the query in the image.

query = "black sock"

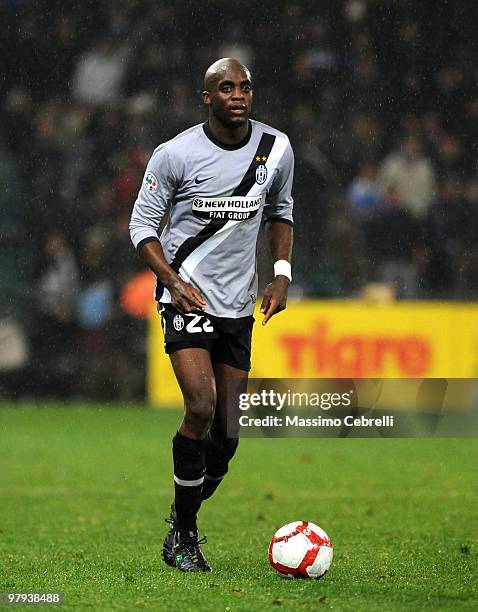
[201,434,239,501]
[172,432,206,533]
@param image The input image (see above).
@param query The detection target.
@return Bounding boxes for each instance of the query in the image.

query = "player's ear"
[202,91,211,105]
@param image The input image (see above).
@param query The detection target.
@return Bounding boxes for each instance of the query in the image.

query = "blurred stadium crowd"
[1,0,476,399]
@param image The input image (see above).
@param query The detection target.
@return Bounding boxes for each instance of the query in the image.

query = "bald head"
[203,57,251,91]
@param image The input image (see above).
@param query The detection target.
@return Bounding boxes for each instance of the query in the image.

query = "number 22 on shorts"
[185,313,214,334]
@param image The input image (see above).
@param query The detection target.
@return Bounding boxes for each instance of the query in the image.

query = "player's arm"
[261,221,293,325]
[130,147,205,314]
[261,139,295,326]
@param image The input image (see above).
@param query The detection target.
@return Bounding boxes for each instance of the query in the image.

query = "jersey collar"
[202,120,252,151]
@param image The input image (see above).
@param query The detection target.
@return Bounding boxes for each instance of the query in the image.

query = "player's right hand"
[168,277,206,314]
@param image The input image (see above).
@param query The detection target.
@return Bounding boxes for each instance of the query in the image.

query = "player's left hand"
[260,276,290,326]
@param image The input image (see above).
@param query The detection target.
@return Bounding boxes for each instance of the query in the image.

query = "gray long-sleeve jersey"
[129,119,294,318]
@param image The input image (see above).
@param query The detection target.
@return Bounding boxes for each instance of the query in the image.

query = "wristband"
[274,259,292,282]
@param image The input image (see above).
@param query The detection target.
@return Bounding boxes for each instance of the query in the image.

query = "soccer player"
[129,58,294,572]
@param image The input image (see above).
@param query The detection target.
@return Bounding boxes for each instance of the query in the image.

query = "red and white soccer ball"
[269,521,333,579]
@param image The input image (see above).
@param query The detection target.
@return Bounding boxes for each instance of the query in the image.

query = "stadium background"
[1,0,477,401]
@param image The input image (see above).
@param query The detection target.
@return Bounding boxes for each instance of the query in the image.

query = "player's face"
[203,71,253,128]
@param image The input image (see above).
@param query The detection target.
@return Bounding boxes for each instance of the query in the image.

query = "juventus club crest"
[255,164,268,185]
[173,315,184,331]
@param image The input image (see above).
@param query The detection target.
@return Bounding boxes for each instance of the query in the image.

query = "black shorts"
[159,304,254,371]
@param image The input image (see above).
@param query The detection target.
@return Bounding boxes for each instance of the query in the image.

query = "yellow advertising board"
[148,300,478,407]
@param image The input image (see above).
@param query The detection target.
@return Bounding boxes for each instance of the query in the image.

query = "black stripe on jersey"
[155,132,277,301]
[170,221,225,273]
[155,219,228,299]
[231,133,276,197]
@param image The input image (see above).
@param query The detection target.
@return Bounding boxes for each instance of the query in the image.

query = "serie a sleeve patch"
[144,172,159,192]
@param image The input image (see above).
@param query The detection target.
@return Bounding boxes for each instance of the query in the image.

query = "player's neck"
[207,117,250,146]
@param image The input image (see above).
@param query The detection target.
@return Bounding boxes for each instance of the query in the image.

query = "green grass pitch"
[1,404,477,611]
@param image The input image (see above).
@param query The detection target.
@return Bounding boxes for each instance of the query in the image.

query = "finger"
[188,295,205,311]
[173,300,187,314]
[183,302,195,314]
[177,295,196,314]
[260,293,271,314]
[262,299,277,326]
[276,301,286,313]
[191,289,206,307]
[183,300,195,314]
